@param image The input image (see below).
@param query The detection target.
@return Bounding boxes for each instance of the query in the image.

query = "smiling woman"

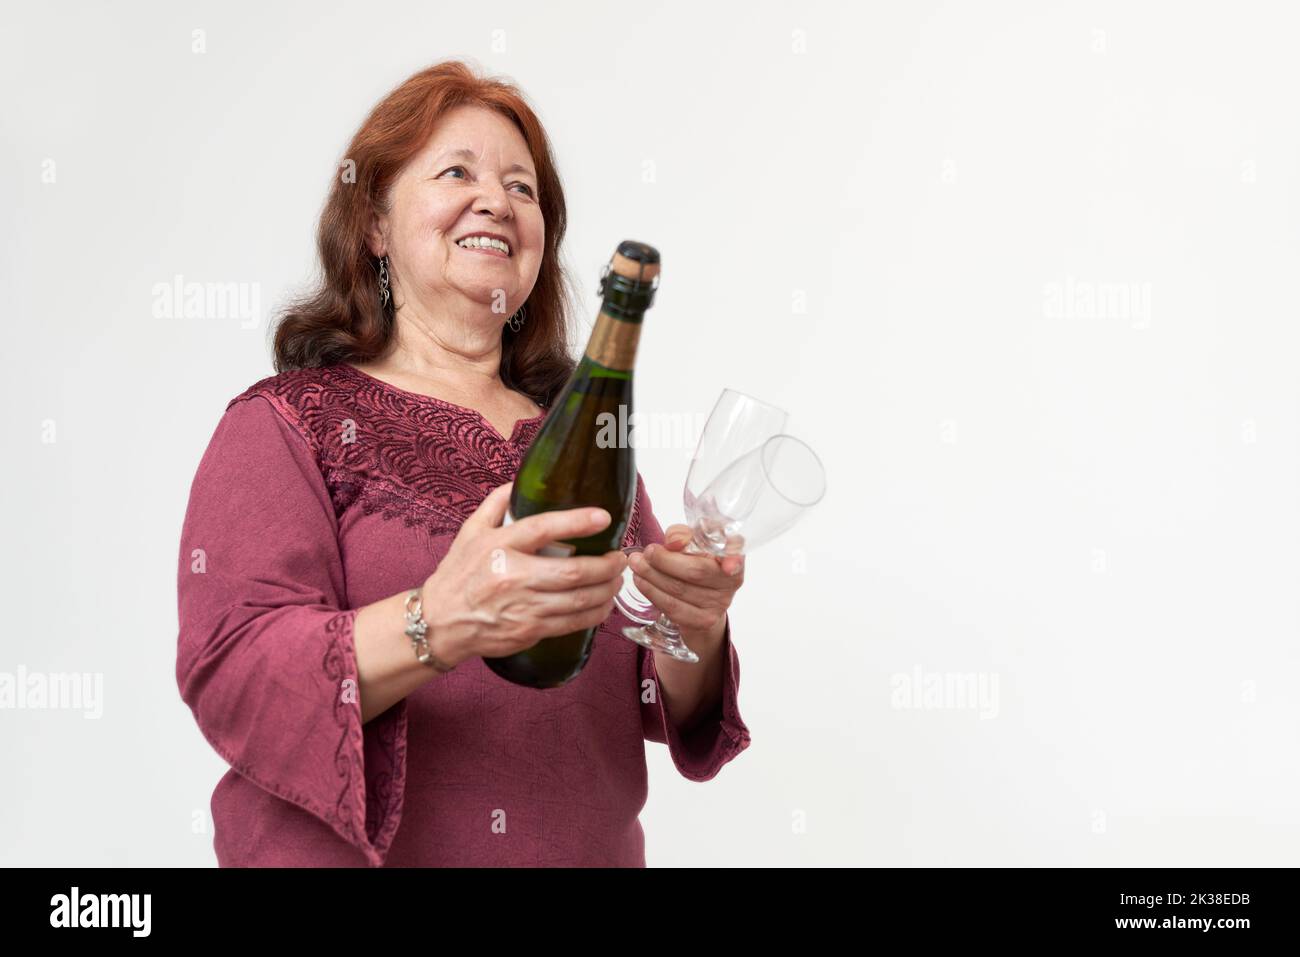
[175,59,752,869]
[271,61,572,405]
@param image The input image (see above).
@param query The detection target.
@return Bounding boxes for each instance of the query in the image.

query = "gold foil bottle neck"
[585,312,641,370]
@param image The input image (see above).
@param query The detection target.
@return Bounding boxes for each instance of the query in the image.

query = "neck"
[383,297,507,403]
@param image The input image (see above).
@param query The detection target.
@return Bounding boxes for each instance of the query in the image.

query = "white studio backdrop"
[2,0,1298,866]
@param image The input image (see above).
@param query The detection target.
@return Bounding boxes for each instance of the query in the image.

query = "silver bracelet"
[404,589,454,673]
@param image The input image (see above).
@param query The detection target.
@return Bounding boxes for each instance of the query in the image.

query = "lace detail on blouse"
[227,363,644,548]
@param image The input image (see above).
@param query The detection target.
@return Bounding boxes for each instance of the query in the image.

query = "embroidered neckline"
[336,361,547,444]
[228,364,643,548]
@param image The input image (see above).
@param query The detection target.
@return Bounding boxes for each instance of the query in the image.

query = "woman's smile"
[454,241,511,260]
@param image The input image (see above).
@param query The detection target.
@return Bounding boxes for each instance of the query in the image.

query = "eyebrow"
[438,147,536,179]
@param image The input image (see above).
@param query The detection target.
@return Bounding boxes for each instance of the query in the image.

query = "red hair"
[272,59,577,405]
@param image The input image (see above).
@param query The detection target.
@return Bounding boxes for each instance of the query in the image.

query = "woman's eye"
[439,166,534,198]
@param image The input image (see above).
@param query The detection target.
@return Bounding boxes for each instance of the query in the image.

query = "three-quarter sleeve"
[630,473,752,781]
[175,394,408,867]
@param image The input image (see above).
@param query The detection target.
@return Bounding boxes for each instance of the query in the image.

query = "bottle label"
[585,310,641,370]
[502,508,577,557]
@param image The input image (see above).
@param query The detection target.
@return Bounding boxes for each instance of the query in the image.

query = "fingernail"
[592,509,610,526]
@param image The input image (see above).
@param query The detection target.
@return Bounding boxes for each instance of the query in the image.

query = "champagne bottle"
[484,240,660,689]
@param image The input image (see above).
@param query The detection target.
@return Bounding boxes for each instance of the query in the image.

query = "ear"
[364,207,388,259]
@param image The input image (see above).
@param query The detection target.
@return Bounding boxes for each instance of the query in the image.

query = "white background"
[2,0,1298,866]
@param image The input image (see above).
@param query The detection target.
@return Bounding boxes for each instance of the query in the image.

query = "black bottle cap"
[616,240,660,265]
[599,240,660,316]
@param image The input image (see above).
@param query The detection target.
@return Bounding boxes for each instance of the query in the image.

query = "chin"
[451,281,518,304]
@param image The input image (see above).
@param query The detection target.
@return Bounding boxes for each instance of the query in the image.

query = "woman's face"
[373,104,544,326]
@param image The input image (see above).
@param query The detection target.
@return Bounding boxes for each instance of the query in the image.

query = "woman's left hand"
[628,524,745,636]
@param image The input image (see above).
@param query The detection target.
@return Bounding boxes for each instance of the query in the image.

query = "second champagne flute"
[614,388,788,659]
[621,434,827,659]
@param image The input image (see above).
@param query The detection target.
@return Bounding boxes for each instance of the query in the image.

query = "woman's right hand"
[419,482,630,669]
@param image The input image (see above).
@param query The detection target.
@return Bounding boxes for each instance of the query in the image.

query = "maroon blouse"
[175,362,751,866]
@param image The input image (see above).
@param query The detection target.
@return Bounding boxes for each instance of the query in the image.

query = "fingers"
[662,525,744,557]
[465,482,514,532]
[719,554,745,576]
[634,542,740,591]
[506,505,613,554]
[529,575,623,618]
[520,549,628,592]
[533,600,618,640]
[662,524,694,549]
[629,550,723,608]
[628,572,720,632]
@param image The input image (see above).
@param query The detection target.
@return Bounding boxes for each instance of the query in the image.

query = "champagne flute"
[617,434,827,662]
[613,389,787,656]
[683,388,790,516]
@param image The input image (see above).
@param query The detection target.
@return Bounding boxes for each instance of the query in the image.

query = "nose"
[472,177,513,219]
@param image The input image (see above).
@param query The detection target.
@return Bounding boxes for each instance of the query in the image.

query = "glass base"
[621,622,700,663]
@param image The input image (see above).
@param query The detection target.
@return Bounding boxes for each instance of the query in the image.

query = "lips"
[455,243,509,260]
[454,233,512,257]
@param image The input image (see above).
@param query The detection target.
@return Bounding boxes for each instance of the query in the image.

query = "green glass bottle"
[484,240,660,688]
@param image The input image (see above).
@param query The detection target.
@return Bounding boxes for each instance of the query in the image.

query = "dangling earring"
[378,255,391,310]
[507,303,527,333]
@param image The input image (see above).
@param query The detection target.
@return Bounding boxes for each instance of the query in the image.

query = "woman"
[175,60,751,867]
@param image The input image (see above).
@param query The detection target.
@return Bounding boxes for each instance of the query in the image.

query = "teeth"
[456,236,510,255]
